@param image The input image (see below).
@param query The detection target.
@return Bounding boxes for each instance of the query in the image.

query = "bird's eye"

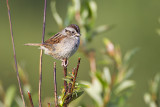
[65,29,68,32]
[72,31,75,34]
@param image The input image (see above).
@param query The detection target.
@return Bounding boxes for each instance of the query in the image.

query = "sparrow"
[25,24,81,66]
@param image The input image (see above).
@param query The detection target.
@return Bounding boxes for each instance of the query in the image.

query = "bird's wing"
[44,32,66,44]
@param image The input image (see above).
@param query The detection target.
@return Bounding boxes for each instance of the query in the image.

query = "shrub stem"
[6,0,26,106]
[39,0,47,107]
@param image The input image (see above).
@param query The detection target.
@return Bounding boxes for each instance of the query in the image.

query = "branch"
[68,68,75,93]
[6,0,26,106]
[71,58,81,93]
[53,62,58,107]
[27,91,34,107]
[63,59,68,94]
[39,0,47,107]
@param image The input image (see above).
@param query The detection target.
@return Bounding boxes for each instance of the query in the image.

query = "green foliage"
[81,39,136,107]
[2,0,138,106]
[58,73,85,106]
[4,86,16,107]
[50,0,137,106]
[51,0,110,45]
[144,73,160,107]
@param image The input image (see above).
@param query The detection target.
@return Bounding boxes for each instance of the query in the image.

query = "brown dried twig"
[27,91,34,107]
[68,68,75,93]
[6,0,26,107]
[71,58,81,92]
[63,59,68,94]
[39,0,47,107]
[53,62,58,107]
[63,58,81,105]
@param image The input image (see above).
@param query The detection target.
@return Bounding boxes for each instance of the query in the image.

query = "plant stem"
[39,0,47,107]
[68,68,75,93]
[63,59,68,107]
[71,58,81,92]
[6,0,26,107]
[28,91,34,107]
[63,59,68,94]
[53,62,58,107]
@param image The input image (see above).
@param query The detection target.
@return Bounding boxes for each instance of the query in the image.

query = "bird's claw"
[61,59,68,67]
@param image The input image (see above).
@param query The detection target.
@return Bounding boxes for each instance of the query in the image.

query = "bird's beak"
[75,33,81,37]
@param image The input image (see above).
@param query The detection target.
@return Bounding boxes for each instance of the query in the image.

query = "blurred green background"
[1,0,160,107]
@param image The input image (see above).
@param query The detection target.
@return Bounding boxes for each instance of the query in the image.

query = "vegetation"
[1,0,160,107]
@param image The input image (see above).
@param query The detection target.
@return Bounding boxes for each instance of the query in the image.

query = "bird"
[25,24,81,67]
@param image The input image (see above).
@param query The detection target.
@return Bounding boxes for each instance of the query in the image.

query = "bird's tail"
[24,43,42,46]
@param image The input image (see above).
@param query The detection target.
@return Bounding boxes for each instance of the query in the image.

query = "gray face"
[64,27,76,36]
[64,27,81,37]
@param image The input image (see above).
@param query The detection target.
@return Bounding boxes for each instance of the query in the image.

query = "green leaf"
[156,29,160,36]
[93,25,112,35]
[103,67,111,85]
[50,1,63,29]
[81,79,103,106]
[63,78,72,83]
[88,0,97,19]
[114,80,135,95]
[69,91,84,103]
[95,71,109,88]
[123,48,139,65]
[4,85,16,107]
[15,96,24,107]
[65,6,75,25]
[76,83,90,88]
[151,73,160,94]
[124,68,134,80]
[73,0,81,12]
[144,93,152,104]
[144,93,157,107]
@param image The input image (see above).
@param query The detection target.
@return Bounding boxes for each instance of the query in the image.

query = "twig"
[63,58,68,107]
[6,0,26,107]
[71,58,81,92]
[63,59,68,94]
[39,0,47,107]
[64,58,81,105]
[53,62,58,107]
[27,91,34,107]
[68,68,75,93]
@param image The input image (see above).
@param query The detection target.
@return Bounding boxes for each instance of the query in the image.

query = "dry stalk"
[39,0,47,107]
[27,91,34,107]
[63,59,68,94]
[53,62,58,107]
[6,0,26,106]
[71,58,81,92]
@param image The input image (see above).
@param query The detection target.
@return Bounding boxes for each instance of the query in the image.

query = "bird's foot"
[61,59,68,67]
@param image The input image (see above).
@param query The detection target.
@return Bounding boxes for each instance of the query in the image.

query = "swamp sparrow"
[25,24,81,66]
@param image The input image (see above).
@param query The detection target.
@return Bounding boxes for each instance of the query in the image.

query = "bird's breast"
[54,37,80,58]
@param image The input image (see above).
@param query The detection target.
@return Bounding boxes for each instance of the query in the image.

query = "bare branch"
[53,62,58,107]
[71,58,81,92]
[27,91,34,107]
[39,0,47,107]
[63,59,68,94]
[6,0,26,106]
